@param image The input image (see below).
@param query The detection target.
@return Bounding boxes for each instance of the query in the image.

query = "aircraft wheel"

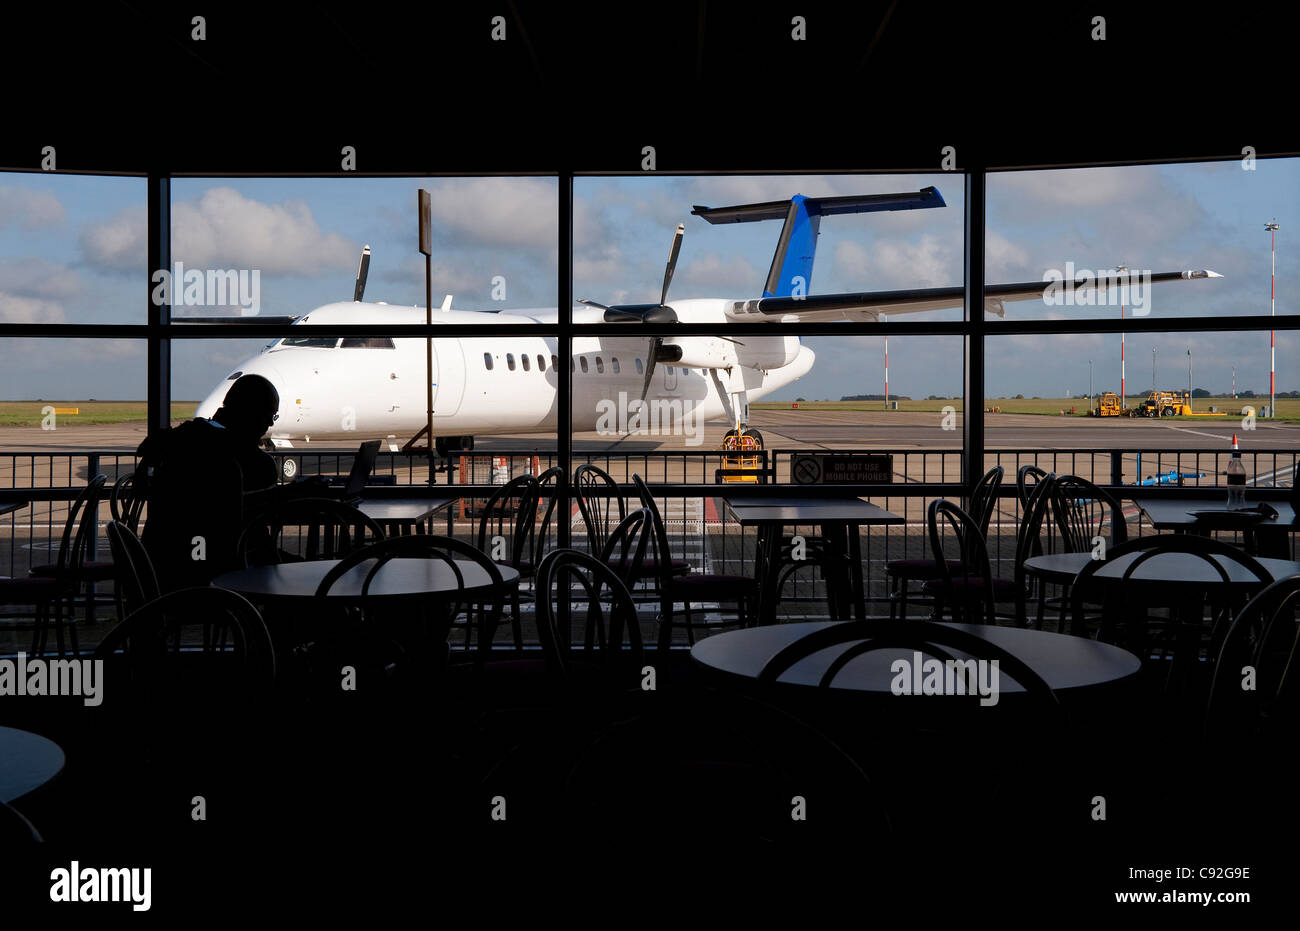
[282,457,298,480]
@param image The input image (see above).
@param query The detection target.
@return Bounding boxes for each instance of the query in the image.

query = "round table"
[691,620,1141,694]
[0,726,65,803]
[212,558,519,603]
[1023,552,1300,587]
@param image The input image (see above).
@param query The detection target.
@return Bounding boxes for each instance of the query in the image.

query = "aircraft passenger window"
[635,358,643,374]
[611,358,620,374]
[522,354,531,371]
[579,357,588,373]
[666,366,674,374]
[571,358,575,373]
[341,337,395,348]
[484,353,494,370]
[595,357,604,374]
[507,354,516,371]
[280,337,340,348]
[537,355,545,372]
[552,355,558,371]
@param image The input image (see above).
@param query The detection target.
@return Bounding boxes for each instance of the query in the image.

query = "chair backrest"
[106,520,160,621]
[599,508,652,587]
[475,474,540,569]
[1016,464,1049,511]
[93,586,276,695]
[969,465,1005,537]
[237,497,386,566]
[756,618,1058,705]
[535,548,643,680]
[110,470,147,532]
[574,464,626,556]
[1207,575,1300,740]
[55,474,107,574]
[531,466,567,569]
[1013,473,1058,593]
[315,534,506,652]
[632,473,676,589]
[1049,474,1129,553]
[1069,533,1274,641]
[928,499,995,625]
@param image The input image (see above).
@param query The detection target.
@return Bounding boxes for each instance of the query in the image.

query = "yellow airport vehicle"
[1090,392,1125,416]
[1134,391,1193,417]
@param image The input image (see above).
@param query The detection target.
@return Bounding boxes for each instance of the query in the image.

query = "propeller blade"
[659,223,685,307]
[577,298,609,311]
[641,337,661,401]
[353,244,371,302]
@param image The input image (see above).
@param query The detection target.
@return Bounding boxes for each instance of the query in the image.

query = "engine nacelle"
[660,335,801,371]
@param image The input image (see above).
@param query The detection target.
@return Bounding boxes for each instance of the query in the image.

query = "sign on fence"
[792,453,894,484]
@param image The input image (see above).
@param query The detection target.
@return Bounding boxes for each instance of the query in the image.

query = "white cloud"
[80,188,357,275]
[677,252,759,293]
[0,258,82,299]
[423,177,583,250]
[0,187,65,230]
[833,233,960,289]
[0,293,66,324]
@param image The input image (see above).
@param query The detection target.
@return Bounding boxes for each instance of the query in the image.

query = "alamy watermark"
[0,652,103,705]
[890,651,1000,706]
[595,391,704,446]
[1042,263,1152,316]
[150,262,261,315]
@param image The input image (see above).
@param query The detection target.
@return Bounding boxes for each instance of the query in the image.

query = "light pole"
[1187,346,1192,412]
[1152,346,1157,392]
[1119,264,1127,407]
[1089,359,1093,405]
[882,312,889,410]
[1267,220,1279,418]
[1232,366,1236,398]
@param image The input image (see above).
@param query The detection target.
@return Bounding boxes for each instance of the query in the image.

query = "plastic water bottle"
[1226,436,1246,509]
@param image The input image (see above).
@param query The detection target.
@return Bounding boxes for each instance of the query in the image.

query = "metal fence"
[2,446,1296,644]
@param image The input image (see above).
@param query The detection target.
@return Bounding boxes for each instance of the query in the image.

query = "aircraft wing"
[171,315,301,324]
[724,269,1222,322]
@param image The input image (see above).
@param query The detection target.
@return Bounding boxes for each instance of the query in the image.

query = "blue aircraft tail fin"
[691,187,946,297]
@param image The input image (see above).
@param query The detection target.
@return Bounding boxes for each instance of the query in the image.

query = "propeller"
[577,223,689,399]
[353,244,371,302]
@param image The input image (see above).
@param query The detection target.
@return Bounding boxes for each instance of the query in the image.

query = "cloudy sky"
[0,162,1295,401]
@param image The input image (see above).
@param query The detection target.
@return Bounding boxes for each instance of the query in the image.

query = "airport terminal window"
[483,353,493,371]
[341,337,395,348]
[507,353,516,371]
[579,357,589,373]
[522,355,531,371]
[595,357,604,374]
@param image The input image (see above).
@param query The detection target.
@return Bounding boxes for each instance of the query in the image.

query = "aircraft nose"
[195,362,287,421]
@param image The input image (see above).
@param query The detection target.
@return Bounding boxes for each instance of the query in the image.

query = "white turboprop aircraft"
[192,188,1221,458]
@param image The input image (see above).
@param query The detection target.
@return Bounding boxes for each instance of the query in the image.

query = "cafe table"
[0,725,65,803]
[1130,494,1297,557]
[357,497,456,535]
[721,497,905,624]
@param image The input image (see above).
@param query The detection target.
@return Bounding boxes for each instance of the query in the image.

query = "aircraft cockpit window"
[507,353,516,371]
[279,337,340,348]
[522,354,531,372]
[484,353,494,370]
[341,337,395,348]
[227,371,243,380]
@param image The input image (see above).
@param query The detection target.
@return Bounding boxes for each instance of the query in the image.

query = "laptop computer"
[322,439,381,505]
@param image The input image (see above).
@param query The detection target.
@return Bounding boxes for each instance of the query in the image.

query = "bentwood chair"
[922,499,1024,626]
[476,474,541,651]
[887,466,1003,620]
[110,470,147,532]
[633,474,757,652]
[28,473,111,653]
[106,520,160,622]
[238,497,386,566]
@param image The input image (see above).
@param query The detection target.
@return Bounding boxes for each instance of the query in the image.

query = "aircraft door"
[433,339,466,417]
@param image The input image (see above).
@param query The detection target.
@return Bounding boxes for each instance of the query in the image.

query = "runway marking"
[1162,424,1234,441]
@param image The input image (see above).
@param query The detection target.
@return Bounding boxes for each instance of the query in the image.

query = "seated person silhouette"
[137,374,326,591]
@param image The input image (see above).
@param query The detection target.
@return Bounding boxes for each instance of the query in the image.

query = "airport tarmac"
[1,408,1297,453]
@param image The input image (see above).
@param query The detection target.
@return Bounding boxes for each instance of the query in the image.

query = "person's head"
[213,374,279,442]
